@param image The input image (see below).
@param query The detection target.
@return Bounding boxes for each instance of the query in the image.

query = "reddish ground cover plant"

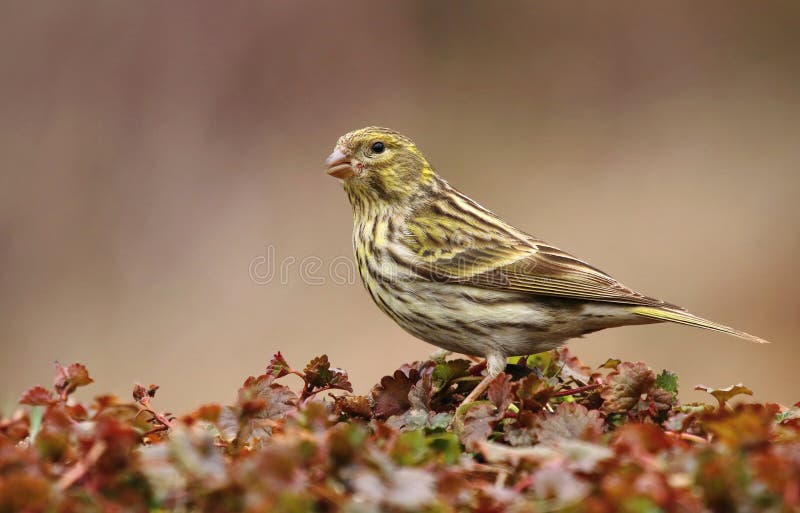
[2,348,799,512]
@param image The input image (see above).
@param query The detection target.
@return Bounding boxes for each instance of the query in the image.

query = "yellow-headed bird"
[326,127,767,402]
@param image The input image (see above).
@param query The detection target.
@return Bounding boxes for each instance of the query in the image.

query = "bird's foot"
[456,353,506,406]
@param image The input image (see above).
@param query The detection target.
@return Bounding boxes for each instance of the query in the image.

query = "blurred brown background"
[1,1,798,413]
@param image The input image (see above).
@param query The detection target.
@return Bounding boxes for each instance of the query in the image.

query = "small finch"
[326,127,768,402]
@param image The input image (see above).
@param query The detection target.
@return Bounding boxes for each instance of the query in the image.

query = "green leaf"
[599,358,621,370]
[432,359,471,390]
[426,433,461,464]
[427,412,452,431]
[654,369,679,395]
[776,406,800,423]
[28,405,44,440]
[622,497,663,513]
[386,409,452,432]
[392,430,428,465]
[525,352,552,374]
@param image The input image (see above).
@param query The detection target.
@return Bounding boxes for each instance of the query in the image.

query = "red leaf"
[458,402,498,450]
[601,361,655,412]
[53,362,93,398]
[408,372,433,411]
[535,402,604,443]
[193,403,222,423]
[267,351,291,378]
[703,403,778,448]
[372,370,416,419]
[516,374,555,410]
[503,410,538,446]
[217,374,298,446]
[487,373,514,411]
[132,384,148,404]
[613,423,673,457]
[333,395,372,419]
[304,355,332,388]
[302,355,353,395]
[19,386,55,406]
[552,347,594,382]
[327,369,353,393]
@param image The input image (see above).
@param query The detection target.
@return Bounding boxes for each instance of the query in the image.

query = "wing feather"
[401,190,680,309]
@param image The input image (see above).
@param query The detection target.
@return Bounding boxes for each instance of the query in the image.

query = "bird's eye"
[370,141,385,154]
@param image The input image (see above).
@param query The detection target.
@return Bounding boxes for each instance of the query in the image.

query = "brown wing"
[464,241,683,309]
[401,189,681,309]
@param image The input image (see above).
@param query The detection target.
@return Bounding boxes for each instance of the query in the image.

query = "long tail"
[629,306,769,344]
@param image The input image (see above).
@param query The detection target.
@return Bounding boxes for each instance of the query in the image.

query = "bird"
[325,126,768,404]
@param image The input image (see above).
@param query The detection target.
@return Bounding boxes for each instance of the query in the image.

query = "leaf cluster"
[2,349,799,512]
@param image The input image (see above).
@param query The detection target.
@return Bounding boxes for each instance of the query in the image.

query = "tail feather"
[629,306,769,344]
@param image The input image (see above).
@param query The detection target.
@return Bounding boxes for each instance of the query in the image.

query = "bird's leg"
[460,353,506,405]
[460,374,493,405]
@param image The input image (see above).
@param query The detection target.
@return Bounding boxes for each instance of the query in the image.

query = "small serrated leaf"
[267,351,291,378]
[303,355,332,389]
[536,403,604,444]
[19,386,55,406]
[601,361,655,413]
[372,370,416,419]
[327,369,353,393]
[456,401,498,450]
[655,370,679,395]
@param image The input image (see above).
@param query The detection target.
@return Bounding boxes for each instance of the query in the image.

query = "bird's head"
[325,127,436,205]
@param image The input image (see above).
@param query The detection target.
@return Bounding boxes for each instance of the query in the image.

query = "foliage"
[2,349,799,512]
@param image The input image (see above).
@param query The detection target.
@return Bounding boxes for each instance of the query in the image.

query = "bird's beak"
[325,148,355,179]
